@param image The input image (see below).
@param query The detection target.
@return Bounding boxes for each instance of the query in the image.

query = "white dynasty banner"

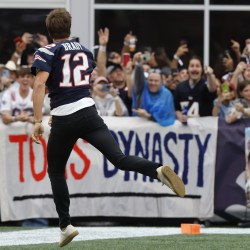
[0,116,218,221]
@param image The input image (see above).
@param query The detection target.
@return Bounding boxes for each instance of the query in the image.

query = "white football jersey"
[0,86,33,116]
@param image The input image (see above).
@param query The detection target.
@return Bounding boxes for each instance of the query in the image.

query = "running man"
[31,8,185,248]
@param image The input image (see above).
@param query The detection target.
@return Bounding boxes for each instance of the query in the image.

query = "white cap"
[5,60,17,71]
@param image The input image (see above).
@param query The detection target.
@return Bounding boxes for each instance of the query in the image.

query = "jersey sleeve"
[31,45,55,76]
[0,89,12,113]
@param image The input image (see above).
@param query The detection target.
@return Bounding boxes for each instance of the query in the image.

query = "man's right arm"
[33,71,49,123]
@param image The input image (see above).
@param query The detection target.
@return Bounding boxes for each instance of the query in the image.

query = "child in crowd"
[226,80,250,123]
[212,81,236,119]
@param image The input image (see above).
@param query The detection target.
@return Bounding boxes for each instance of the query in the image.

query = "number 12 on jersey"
[60,52,90,87]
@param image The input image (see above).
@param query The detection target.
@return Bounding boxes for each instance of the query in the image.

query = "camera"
[33,34,39,42]
[100,84,111,92]
[2,70,9,78]
[240,56,249,64]
[71,36,80,42]
[142,52,150,62]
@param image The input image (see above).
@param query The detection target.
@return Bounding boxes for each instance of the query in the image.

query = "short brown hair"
[18,66,33,77]
[46,8,71,39]
[238,80,250,93]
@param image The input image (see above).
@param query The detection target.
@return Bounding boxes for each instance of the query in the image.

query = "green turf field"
[0,233,249,250]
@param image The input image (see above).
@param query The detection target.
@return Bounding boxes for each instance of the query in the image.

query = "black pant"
[47,105,160,229]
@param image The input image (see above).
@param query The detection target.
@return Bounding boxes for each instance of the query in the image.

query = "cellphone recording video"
[2,70,9,78]
[100,84,111,92]
[71,36,80,42]
[142,52,150,63]
[221,82,229,93]
[240,56,247,63]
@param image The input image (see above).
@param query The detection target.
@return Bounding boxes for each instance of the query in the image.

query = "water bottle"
[182,106,188,125]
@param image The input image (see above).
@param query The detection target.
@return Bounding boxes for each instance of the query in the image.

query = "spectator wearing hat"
[0,77,12,110]
[92,76,128,116]
[132,53,176,126]
[106,63,133,115]
[4,60,18,85]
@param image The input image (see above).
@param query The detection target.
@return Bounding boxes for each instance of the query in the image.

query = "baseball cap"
[106,64,122,75]
[161,66,171,76]
[5,60,17,71]
[93,76,109,85]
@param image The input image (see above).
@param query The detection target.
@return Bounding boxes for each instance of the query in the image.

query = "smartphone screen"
[221,82,229,93]
[240,56,249,64]
[100,84,111,92]
[2,69,9,78]
[122,53,130,67]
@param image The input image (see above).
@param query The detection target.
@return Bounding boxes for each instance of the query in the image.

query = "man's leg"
[82,121,159,179]
[80,112,185,197]
[47,126,77,229]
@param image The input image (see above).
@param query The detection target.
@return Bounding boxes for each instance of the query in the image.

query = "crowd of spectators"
[93,28,250,126]
[1,29,250,128]
[1,27,250,227]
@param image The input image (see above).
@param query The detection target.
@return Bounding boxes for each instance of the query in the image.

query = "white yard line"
[0,227,250,246]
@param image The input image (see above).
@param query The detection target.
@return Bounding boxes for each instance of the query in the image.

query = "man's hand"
[48,116,52,127]
[231,39,241,53]
[234,61,247,76]
[204,65,214,75]
[16,113,30,122]
[35,33,49,47]
[175,44,189,58]
[21,32,33,44]
[132,108,151,119]
[98,27,109,46]
[32,123,44,144]
[176,111,188,123]
[235,103,244,113]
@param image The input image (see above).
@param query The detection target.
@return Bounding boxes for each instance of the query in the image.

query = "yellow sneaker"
[157,166,185,197]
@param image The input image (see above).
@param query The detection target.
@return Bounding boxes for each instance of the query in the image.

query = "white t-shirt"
[94,94,128,116]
